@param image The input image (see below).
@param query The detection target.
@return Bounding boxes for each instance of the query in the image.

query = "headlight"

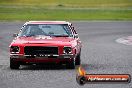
[10,46,20,53]
[63,46,72,54]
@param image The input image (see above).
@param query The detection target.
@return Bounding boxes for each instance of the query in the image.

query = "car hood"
[12,36,75,46]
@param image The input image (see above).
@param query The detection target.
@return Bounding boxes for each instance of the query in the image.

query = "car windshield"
[19,24,72,37]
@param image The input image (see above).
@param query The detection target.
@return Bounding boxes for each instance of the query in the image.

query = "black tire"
[10,58,20,69]
[77,76,86,85]
[75,53,81,65]
[67,58,75,69]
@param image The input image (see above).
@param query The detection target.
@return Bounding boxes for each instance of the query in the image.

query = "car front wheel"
[10,58,20,69]
[75,52,81,65]
[67,58,75,69]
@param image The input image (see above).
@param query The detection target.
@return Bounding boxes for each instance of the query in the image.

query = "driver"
[29,25,45,35]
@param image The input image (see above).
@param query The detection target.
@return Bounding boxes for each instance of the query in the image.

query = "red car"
[9,21,82,69]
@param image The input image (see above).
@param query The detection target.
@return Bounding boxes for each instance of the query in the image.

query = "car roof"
[25,21,71,25]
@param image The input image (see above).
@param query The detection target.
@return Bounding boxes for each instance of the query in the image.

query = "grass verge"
[0,0,132,21]
[0,6,132,21]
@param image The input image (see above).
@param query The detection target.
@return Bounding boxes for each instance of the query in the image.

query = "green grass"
[0,0,132,8]
[0,0,132,21]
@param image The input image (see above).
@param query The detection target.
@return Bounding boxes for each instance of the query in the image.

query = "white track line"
[116,36,132,45]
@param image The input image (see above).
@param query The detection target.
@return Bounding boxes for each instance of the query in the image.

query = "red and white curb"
[116,36,132,45]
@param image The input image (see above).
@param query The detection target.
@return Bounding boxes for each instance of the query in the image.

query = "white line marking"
[116,36,132,45]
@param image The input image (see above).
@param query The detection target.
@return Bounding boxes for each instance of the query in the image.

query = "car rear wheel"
[10,58,20,69]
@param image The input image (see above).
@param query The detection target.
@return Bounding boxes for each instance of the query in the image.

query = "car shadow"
[19,64,76,70]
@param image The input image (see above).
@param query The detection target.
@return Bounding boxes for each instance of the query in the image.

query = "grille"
[24,46,58,55]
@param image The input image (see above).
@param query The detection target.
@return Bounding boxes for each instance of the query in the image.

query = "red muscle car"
[9,21,82,69]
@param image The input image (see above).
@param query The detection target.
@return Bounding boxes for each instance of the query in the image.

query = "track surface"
[0,21,132,88]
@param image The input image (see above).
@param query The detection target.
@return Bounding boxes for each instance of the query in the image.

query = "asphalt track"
[0,21,132,88]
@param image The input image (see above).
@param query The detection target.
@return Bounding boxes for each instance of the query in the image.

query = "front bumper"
[10,54,75,65]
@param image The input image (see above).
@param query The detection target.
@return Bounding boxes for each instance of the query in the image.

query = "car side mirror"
[74,34,79,38]
[13,33,18,37]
